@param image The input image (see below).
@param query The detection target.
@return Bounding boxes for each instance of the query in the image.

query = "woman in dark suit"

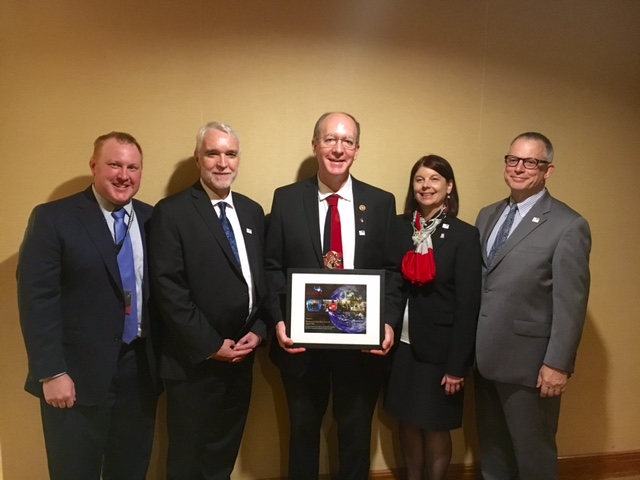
[384,155,482,480]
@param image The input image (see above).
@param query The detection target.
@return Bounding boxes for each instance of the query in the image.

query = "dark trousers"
[165,359,253,480]
[280,349,386,480]
[474,370,561,480]
[40,340,157,480]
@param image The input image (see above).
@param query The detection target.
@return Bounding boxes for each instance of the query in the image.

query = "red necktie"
[324,195,343,269]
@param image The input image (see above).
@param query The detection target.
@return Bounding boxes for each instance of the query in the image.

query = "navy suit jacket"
[17,187,160,405]
[149,181,268,381]
[265,176,401,375]
[390,214,482,377]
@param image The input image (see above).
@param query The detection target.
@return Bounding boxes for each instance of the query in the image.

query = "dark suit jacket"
[390,215,482,377]
[475,190,591,388]
[17,187,161,405]
[149,181,267,381]
[265,176,401,374]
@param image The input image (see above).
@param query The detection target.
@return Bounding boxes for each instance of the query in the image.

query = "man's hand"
[211,339,244,363]
[43,374,76,408]
[233,332,262,358]
[275,321,306,354]
[441,374,464,395]
[537,364,568,398]
[364,324,394,356]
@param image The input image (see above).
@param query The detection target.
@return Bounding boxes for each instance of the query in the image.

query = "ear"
[89,157,96,175]
[446,180,454,194]
[544,164,555,180]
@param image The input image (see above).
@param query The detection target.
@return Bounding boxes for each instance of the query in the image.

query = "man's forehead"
[202,130,238,148]
[321,115,356,135]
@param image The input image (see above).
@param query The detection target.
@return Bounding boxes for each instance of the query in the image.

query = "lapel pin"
[246,228,253,234]
[358,230,366,236]
[532,217,540,223]
[442,223,450,229]
[359,205,366,211]
[440,233,445,238]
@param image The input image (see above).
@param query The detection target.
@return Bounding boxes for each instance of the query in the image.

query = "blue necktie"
[487,203,518,266]
[218,202,240,263]
[112,209,138,344]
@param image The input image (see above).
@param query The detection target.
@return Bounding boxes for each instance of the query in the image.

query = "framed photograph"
[286,268,385,349]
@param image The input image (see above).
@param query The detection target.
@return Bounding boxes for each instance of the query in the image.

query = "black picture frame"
[286,268,385,349]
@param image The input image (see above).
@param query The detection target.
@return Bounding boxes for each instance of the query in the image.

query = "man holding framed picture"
[265,111,401,479]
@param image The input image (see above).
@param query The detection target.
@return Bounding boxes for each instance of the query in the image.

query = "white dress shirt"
[317,175,356,270]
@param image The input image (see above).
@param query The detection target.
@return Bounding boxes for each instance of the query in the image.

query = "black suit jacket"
[265,176,401,374]
[149,181,268,381]
[17,187,160,404]
[390,215,482,377]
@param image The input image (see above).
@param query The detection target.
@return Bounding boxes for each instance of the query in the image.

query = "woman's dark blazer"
[392,214,482,378]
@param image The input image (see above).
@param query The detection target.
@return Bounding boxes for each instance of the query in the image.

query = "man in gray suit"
[474,132,591,480]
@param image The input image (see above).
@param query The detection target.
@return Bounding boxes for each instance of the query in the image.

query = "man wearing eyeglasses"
[474,132,591,480]
[265,112,400,479]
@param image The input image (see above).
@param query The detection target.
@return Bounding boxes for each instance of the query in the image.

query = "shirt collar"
[92,185,132,215]
[512,188,546,218]
[200,179,235,209]
[317,175,353,203]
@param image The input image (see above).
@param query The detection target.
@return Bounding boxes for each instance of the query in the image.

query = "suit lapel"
[235,195,260,282]
[488,193,551,271]
[431,219,450,251]
[302,178,324,265]
[190,182,243,276]
[352,178,367,268]
[77,188,122,291]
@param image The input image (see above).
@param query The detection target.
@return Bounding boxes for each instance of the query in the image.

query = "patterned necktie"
[218,202,240,263]
[487,203,518,266]
[112,209,138,344]
[323,195,343,269]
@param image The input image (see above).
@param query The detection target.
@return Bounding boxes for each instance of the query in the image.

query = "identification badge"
[124,290,133,315]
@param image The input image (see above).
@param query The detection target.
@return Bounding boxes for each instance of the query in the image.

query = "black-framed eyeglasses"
[504,155,550,170]
[318,136,358,150]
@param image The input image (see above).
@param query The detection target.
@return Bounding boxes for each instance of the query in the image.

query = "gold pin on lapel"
[359,205,366,211]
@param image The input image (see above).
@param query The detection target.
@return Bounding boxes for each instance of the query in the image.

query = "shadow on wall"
[558,312,608,454]
[0,177,96,479]
[165,157,199,198]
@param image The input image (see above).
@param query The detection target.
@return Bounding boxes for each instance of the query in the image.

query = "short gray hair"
[195,122,239,152]
[510,132,554,163]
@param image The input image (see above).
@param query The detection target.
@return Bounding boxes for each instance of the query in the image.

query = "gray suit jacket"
[475,190,591,388]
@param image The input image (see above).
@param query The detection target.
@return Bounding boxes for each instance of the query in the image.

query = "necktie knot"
[219,202,227,214]
[112,209,126,221]
[326,195,339,208]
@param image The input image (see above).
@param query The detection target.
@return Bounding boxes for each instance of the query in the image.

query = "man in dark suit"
[17,132,161,480]
[474,132,591,480]
[265,112,400,479]
[149,122,267,480]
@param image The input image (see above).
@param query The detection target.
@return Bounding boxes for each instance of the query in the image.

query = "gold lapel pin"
[359,205,366,211]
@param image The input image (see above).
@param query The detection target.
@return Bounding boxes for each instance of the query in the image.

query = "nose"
[217,155,229,168]
[331,140,344,155]
[513,159,526,173]
[116,166,129,179]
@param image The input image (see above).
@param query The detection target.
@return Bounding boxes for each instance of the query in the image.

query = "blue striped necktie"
[218,202,240,263]
[488,203,518,266]
[112,209,138,344]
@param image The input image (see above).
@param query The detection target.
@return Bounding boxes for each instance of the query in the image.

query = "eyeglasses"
[318,136,358,150]
[504,155,550,170]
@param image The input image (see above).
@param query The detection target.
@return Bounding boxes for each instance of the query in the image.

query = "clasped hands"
[211,332,261,363]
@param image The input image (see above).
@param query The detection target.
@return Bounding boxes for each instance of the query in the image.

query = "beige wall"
[1,1,639,478]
